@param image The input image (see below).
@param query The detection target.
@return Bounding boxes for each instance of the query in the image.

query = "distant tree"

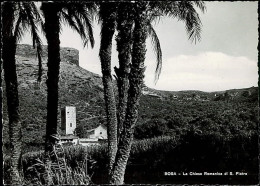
[2,2,43,184]
[74,124,85,138]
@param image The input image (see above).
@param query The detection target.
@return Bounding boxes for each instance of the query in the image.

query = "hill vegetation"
[2,44,258,153]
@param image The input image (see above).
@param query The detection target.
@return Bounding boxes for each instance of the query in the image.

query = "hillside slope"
[2,44,258,151]
[3,44,105,147]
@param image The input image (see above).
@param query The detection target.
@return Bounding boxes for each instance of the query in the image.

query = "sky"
[20,1,258,92]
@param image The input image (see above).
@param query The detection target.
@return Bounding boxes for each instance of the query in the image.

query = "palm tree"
[98,3,162,179]
[115,2,163,135]
[98,2,118,176]
[114,3,135,139]
[109,1,206,184]
[41,2,95,153]
[2,2,43,184]
[109,2,148,183]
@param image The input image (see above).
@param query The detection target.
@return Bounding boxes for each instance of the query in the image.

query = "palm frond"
[22,2,43,82]
[62,5,88,45]
[60,10,82,37]
[31,2,46,35]
[152,1,205,44]
[83,2,98,47]
[71,11,90,47]
[80,10,95,48]
[175,1,204,44]
[13,3,29,43]
[147,22,162,84]
[75,2,95,48]
[193,1,207,13]
[13,15,25,43]
[61,2,95,48]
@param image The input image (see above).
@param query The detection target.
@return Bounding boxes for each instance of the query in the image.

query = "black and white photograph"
[1,1,259,185]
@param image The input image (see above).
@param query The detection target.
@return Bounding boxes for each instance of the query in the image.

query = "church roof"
[87,124,107,132]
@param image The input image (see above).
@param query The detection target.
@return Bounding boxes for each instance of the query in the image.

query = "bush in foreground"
[4,144,91,185]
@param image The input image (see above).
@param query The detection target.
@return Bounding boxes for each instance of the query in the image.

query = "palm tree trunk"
[2,3,22,184]
[3,35,22,185]
[110,2,148,184]
[42,3,61,153]
[115,3,134,139]
[99,3,118,176]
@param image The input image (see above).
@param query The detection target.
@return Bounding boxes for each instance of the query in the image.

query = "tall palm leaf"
[149,1,206,82]
[2,2,43,184]
[147,21,162,83]
[41,1,95,153]
[13,2,44,82]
